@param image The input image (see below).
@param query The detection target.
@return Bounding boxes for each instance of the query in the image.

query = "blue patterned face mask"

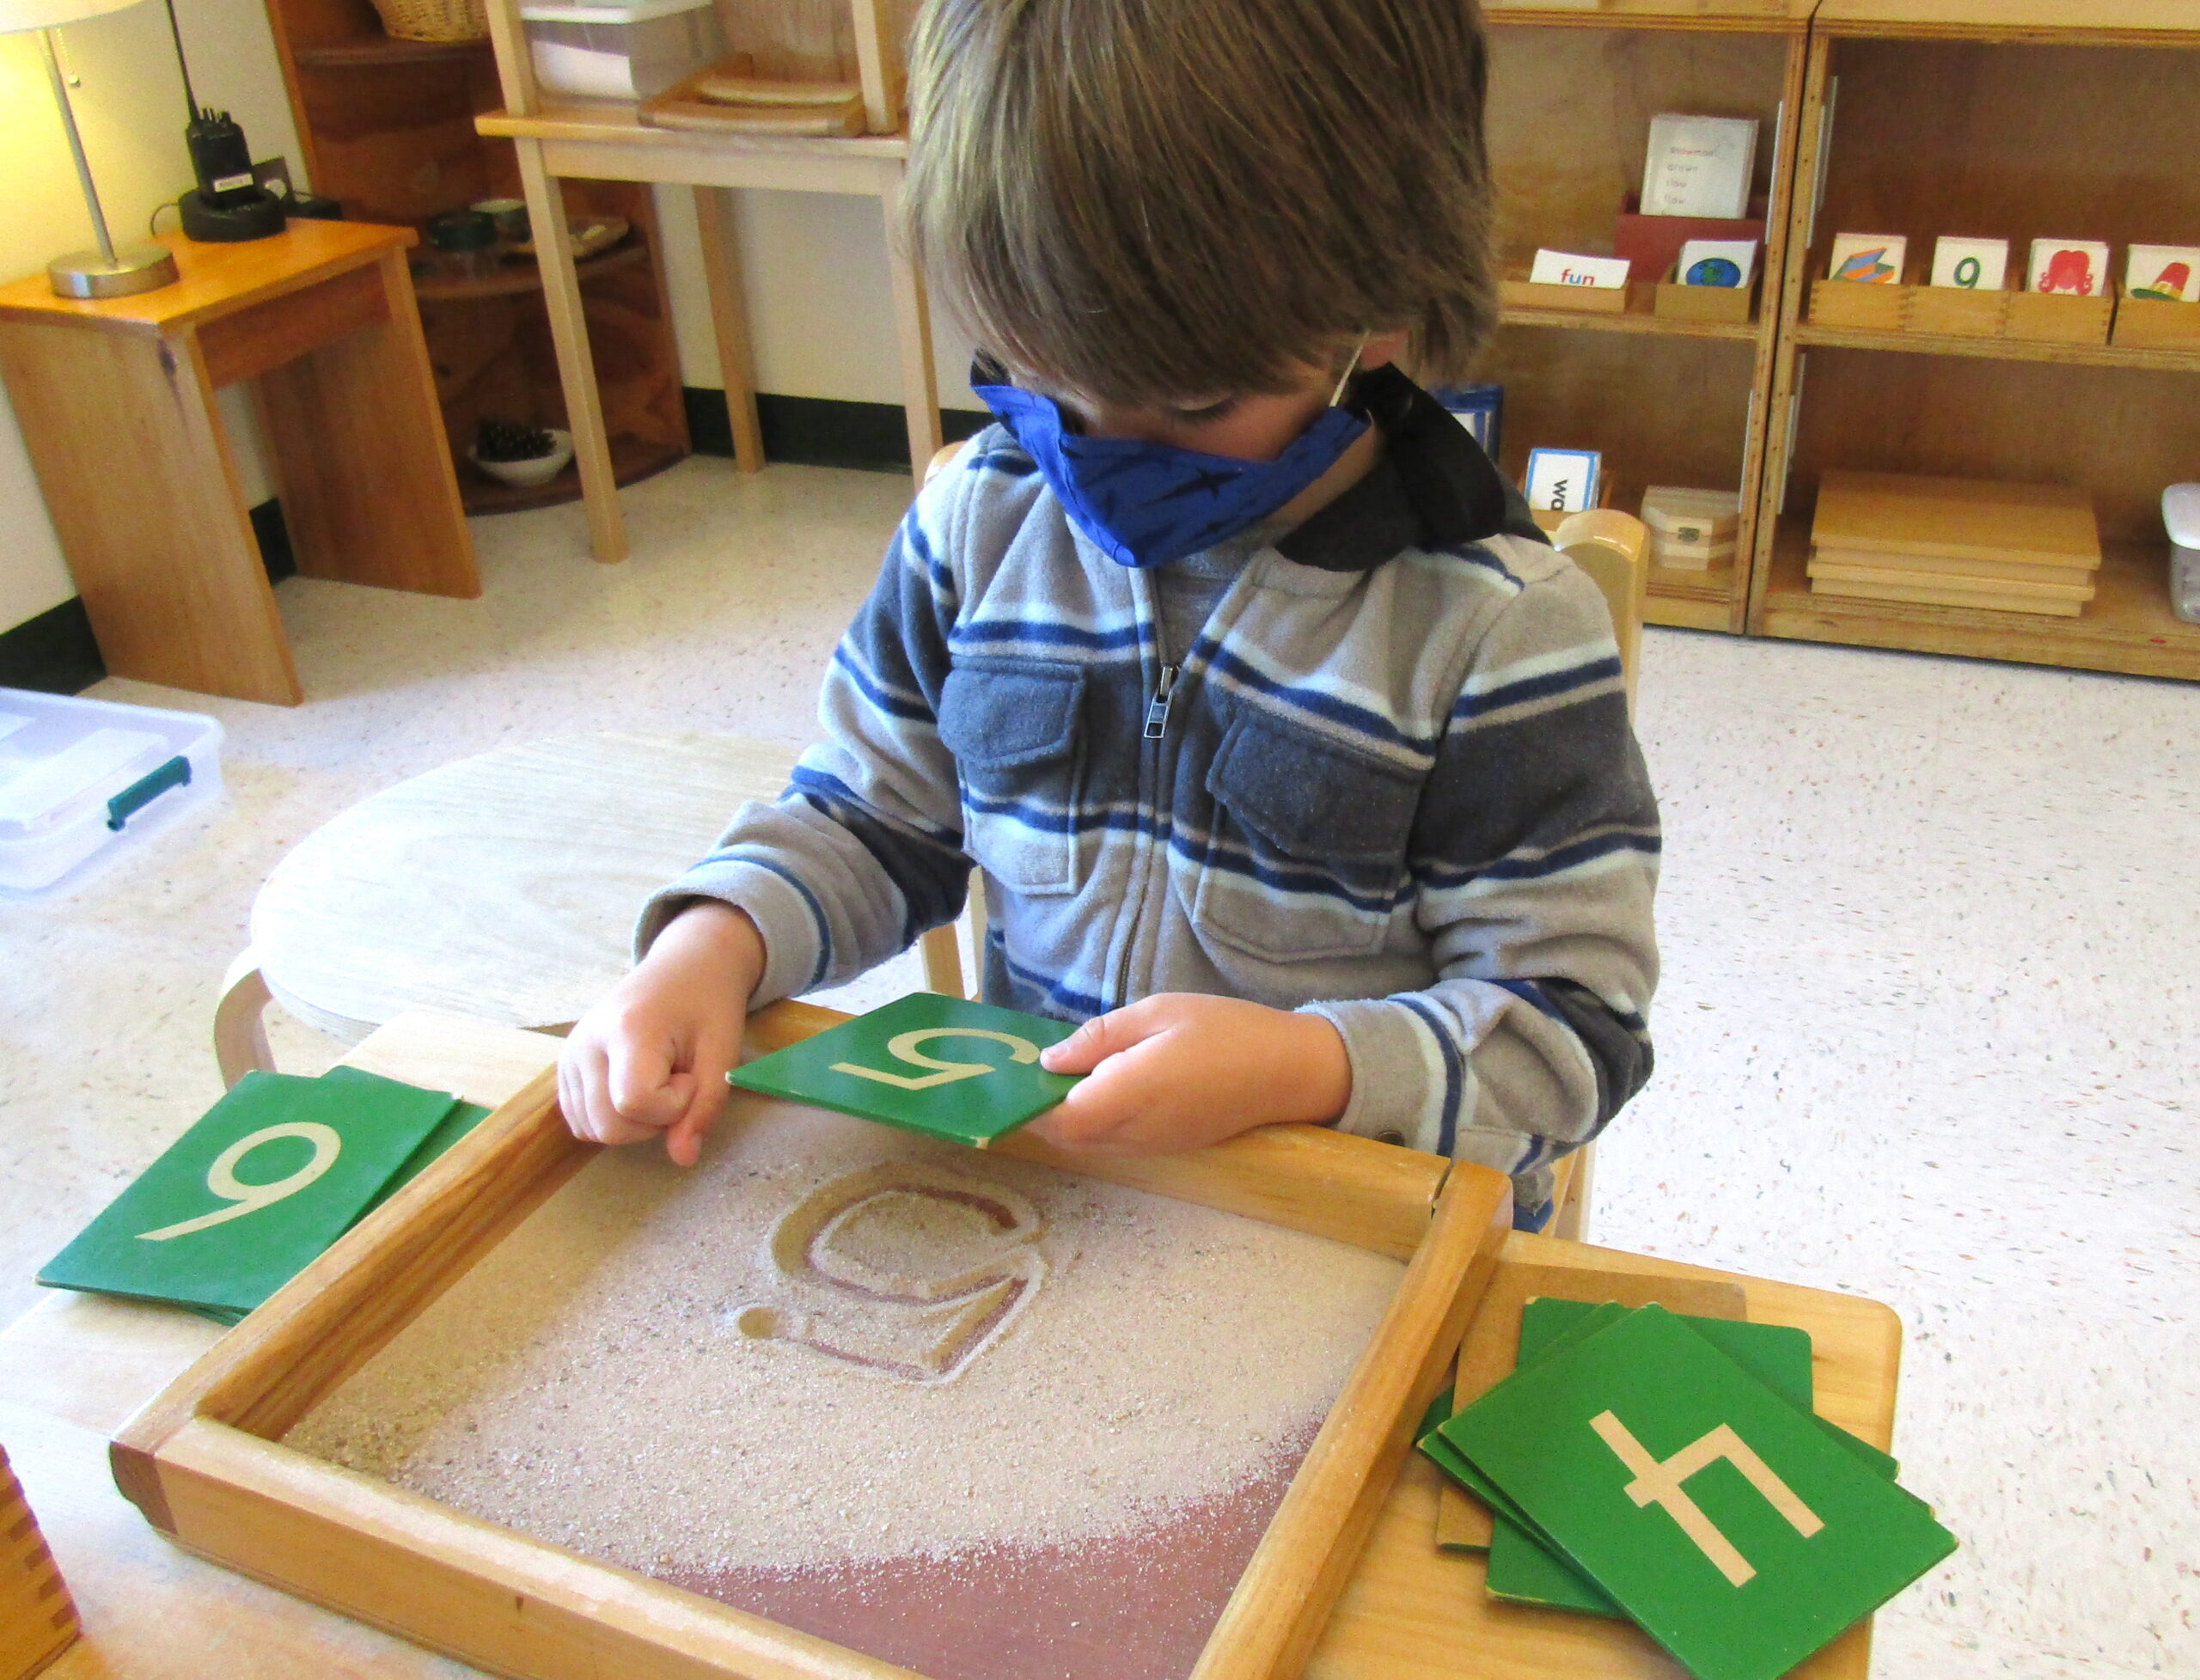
[971,349,1371,569]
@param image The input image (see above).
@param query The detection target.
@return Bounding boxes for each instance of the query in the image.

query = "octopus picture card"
[1446,1306,1956,1680]
[2127,245,2200,303]
[1827,233,1904,284]
[728,993,1083,1147]
[2028,239,2111,296]
[1930,236,2010,291]
[40,1070,465,1322]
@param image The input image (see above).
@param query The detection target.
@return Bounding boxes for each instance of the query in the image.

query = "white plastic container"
[2165,483,2200,625]
[521,0,723,101]
[0,688,223,892]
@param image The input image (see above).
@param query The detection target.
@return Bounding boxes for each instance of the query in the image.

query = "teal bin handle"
[107,754,192,832]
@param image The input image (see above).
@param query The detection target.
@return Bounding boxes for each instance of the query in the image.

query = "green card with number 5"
[40,1069,465,1322]
[727,993,1083,1147]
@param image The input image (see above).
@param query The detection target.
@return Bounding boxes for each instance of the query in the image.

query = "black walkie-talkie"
[187,107,258,208]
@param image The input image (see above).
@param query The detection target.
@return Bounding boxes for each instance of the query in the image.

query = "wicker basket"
[370,0,488,44]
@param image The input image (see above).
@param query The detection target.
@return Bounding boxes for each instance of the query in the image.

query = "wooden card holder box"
[2111,285,2200,351]
[1500,273,1632,315]
[1811,272,2113,346]
[1653,273,1757,325]
[108,1000,1512,1680]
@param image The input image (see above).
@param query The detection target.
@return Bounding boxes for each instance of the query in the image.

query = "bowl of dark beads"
[469,422,574,488]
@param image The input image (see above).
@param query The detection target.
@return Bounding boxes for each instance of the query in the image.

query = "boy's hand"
[557,901,765,1167]
[1030,994,1352,1156]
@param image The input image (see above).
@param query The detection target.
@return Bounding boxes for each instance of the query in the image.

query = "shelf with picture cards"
[1500,283,1760,342]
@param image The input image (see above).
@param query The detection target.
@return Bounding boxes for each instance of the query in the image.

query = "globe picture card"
[728,993,1084,1147]
[1443,1305,1955,1680]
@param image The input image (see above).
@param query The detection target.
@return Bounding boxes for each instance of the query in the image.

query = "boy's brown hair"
[902,0,1497,408]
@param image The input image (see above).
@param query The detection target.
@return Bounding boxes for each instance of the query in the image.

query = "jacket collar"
[1276,364,1546,572]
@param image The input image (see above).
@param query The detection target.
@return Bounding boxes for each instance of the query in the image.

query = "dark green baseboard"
[1,499,296,694]
[685,388,991,473]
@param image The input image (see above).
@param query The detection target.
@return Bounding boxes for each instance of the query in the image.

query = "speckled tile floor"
[3,456,2194,1676]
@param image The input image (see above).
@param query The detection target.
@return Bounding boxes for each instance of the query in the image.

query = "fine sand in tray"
[287,1098,1405,1680]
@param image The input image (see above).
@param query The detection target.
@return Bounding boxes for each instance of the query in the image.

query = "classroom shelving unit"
[1480,0,1815,634]
[258,0,691,516]
[1748,0,2200,680]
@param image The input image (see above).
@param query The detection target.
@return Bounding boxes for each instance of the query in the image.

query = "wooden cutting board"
[1809,545,2098,591]
[1809,560,2096,602]
[1811,471,2101,568]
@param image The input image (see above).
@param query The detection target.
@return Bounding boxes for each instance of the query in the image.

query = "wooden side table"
[0,222,480,706]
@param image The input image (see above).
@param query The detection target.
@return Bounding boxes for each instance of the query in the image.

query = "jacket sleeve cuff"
[1298,997,1461,1152]
[635,859,828,1008]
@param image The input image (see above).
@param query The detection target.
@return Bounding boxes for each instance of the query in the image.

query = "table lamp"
[3,0,179,298]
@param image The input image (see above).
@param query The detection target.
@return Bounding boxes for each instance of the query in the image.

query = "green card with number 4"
[40,1069,467,1323]
[727,993,1083,1146]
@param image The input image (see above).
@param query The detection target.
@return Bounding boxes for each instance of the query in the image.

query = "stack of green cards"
[728,993,1083,1147]
[1419,1302,1955,1680]
[40,1067,488,1324]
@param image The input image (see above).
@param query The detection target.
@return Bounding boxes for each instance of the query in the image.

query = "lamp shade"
[0,0,148,31]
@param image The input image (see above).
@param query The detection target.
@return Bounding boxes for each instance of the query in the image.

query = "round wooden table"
[218,733,797,1075]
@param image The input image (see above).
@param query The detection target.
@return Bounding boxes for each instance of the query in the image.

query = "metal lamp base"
[47,242,180,301]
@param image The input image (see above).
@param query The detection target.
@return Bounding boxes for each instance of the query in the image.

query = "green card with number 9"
[728,993,1083,1146]
[40,1069,464,1321]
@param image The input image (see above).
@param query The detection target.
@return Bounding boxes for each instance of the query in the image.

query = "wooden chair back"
[1553,508,1649,715]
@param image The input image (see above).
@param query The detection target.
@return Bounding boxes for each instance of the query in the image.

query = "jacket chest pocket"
[937,659,1085,895]
[1189,706,1421,962]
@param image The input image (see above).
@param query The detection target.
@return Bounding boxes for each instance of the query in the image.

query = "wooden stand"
[0,223,480,706]
[109,999,1512,1680]
[1754,1,2200,681]
[256,0,690,526]
[1482,0,1813,636]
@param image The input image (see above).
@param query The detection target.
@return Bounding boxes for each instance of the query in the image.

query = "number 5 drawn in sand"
[137,1122,343,1242]
[831,1029,1042,1091]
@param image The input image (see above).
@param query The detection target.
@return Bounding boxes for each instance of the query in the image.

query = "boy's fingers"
[1040,999,1168,1073]
[605,1031,688,1129]
[665,1026,739,1167]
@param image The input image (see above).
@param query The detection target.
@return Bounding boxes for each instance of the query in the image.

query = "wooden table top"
[248,731,797,1042]
[0,1011,1900,1679]
[0,221,416,336]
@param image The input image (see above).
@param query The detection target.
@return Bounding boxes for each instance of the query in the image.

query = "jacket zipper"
[1142,663,1182,739]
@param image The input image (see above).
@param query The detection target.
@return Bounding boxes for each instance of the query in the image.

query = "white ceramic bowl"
[468,428,575,488]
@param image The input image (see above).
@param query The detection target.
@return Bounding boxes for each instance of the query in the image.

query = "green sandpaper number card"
[727,993,1083,1147]
[1443,1304,1957,1680]
[40,1069,479,1323]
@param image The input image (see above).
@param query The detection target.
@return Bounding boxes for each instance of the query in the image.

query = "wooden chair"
[1543,507,1650,1238]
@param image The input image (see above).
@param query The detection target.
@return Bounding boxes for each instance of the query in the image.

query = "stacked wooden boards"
[1807,472,2100,618]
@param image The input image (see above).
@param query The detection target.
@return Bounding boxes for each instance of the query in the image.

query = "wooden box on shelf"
[1809,272,2113,345]
[1904,281,2012,337]
[1806,273,1910,332]
[110,1001,1512,1680]
[1500,272,1631,315]
[0,1443,77,1680]
[1653,276,1756,325]
[2002,288,2113,345]
[2111,287,2200,351]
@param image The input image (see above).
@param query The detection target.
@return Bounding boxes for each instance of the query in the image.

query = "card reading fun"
[40,1070,469,1323]
[1445,1305,1955,1680]
[727,993,1083,1147]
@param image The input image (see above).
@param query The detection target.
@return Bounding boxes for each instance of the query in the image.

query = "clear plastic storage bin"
[521,0,724,101]
[0,688,223,892]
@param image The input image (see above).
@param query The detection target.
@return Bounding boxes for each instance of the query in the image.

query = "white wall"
[1,0,975,638]
[0,0,297,633]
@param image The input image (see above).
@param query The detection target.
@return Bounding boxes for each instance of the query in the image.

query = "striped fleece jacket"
[639,367,1659,1222]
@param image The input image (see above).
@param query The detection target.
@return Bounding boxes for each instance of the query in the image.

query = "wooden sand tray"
[109,999,1513,1680]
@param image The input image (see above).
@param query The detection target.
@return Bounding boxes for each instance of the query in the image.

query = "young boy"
[558,0,1659,1226]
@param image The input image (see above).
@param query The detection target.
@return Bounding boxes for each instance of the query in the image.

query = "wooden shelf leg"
[879,167,944,474]
[515,139,626,564]
[694,186,765,474]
